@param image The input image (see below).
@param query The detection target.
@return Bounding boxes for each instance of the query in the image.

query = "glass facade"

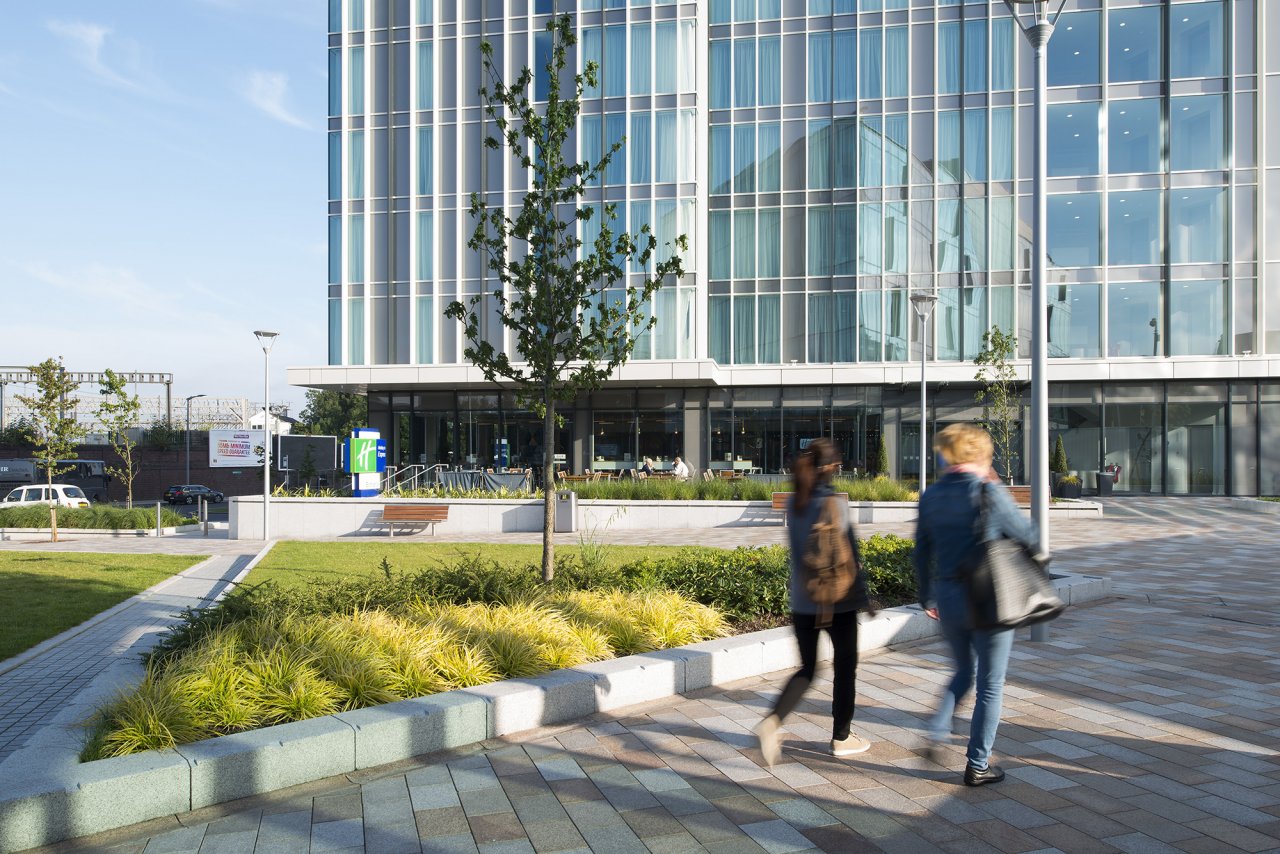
[325,0,1275,494]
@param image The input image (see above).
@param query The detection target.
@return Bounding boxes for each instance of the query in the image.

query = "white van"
[2,484,92,509]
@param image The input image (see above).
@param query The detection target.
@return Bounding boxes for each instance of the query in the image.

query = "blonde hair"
[934,423,994,466]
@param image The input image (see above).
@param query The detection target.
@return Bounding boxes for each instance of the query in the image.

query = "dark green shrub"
[1051,435,1069,475]
[0,504,193,529]
[859,534,917,604]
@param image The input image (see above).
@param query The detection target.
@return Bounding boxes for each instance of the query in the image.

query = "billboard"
[209,429,264,468]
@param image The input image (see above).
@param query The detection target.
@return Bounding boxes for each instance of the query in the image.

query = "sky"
[0,0,327,417]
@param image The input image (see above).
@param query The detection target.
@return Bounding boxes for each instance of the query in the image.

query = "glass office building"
[296,0,1280,495]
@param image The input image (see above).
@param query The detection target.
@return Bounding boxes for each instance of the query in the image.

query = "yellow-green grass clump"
[83,592,726,760]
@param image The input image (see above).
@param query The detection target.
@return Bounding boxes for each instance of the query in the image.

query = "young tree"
[446,16,687,582]
[16,358,87,542]
[875,435,890,478]
[298,389,368,438]
[974,326,1021,483]
[97,369,142,507]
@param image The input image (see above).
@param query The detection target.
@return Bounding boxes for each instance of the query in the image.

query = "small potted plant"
[1056,473,1082,499]
[1050,435,1069,493]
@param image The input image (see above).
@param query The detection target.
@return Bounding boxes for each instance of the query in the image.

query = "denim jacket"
[787,484,872,615]
[912,472,1038,624]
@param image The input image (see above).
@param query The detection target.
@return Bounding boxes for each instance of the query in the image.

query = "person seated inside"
[639,457,656,478]
[672,455,690,481]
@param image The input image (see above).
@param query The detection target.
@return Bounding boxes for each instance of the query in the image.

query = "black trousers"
[770,609,860,740]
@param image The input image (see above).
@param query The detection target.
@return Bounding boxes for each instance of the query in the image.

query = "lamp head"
[186,393,207,403]
[254,330,280,352]
[909,292,939,320]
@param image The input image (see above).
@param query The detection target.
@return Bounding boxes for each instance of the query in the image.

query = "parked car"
[163,485,225,505]
[3,484,92,508]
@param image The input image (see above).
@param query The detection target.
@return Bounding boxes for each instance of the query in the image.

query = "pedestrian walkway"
[28,498,1280,853]
[0,528,250,556]
[0,547,260,768]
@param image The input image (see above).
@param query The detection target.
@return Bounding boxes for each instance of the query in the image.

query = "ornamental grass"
[81,592,726,761]
[0,504,195,530]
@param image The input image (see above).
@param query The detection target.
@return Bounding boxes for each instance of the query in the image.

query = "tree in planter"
[1051,434,1069,477]
[97,369,142,508]
[974,326,1021,484]
[875,435,890,478]
[446,15,688,582]
[16,358,87,542]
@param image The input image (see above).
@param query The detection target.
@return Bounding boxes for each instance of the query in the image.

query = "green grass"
[249,542,687,589]
[0,552,205,660]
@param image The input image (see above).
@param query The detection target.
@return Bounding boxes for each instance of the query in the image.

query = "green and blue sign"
[345,429,386,497]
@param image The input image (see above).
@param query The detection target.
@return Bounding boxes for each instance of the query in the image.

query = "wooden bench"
[1007,485,1031,506]
[772,492,848,526]
[380,504,449,537]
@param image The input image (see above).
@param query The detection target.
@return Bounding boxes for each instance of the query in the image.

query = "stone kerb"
[0,524,203,540]
[0,572,1110,852]
[1231,497,1280,515]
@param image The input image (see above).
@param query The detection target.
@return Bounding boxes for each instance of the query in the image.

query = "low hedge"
[0,505,194,530]
[373,477,919,503]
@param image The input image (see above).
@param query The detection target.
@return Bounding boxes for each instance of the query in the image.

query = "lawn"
[0,552,205,661]
[249,541,691,589]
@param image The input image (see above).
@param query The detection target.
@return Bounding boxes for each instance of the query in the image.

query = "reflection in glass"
[859,291,882,361]
[1108,6,1161,82]
[1104,402,1163,493]
[1048,283,1101,358]
[1108,191,1162,267]
[1108,282,1162,357]
[1171,2,1224,79]
[1166,400,1225,494]
[1170,188,1226,264]
[1048,12,1099,87]
[1047,194,1100,268]
[1171,95,1225,171]
[1048,104,1099,176]
[1169,280,1226,356]
[1109,100,1161,174]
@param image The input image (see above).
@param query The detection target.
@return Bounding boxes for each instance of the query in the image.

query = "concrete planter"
[1230,497,1280,514]
[0,572,1109,852]
[229,495,1102,540]
[0,524,202,539]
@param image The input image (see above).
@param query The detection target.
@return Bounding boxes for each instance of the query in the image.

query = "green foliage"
[98,369,142,507]
[0,417,35,448]
[16,358,87,541]
[445,16,688,582]
[0,504,194,529]
[567,477,918,503]
[297,390,368,438]
[858,534,917,604]
[974,326,1021,483]
[146,419,181,451]
[1051,435,1069,475]
[875,435,890,477]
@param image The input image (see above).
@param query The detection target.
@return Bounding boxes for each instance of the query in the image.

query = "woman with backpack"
[755,438,874,766]
[913,423,1039,786]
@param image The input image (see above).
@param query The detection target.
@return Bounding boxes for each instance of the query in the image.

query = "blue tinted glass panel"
[655,23,676,94]
[859,204,882,275]
[859,291,882,361]
[834,30,856,102]
[809,120,831,189]
[759,0,780,17]
[938,111,960,183]
[1169,280,1226,355]
[733,125,755,192]
[938,23,960,94]
[534,32,553,100]
[417,127,432,195]
[416,212,434,280]
[604,114,626,184]
[734,40,756,107]
[1049,12,1100,86]
[1171,95,1225,171]
[654,111,676,182]
[582,28,601,97]
[1109,6,1161,82]
[735,0,755,22]
[1108,282,1161,357]
[734,296,756,364]
[758,123,780,192]
[328,216,341,284]
[963,20,986,93]
[604,26,625,97]
[759,209,781,277]
[709,295,730,362]
[349,47,365,113]
[329,48,342,114]
[329,299,342,363]
[859,30,881,100]
[938,199,960,272]
[711,0,731,24]
[1048,283,1101,358]
[1048,103,1099,176]
[1109,99,1161,174]
[991,17,1013,90]
[1170,188,1226,264]
[834,204,856,275]
[963,109,986,182]
[1171,2,1224,78]
[885,27,907,98]
[1048,194,1100,267]
[991,107,1013,181]
[859,118,882,187]
[416,42,433,109]
[809,33,831,102]
[328,132,341,200]
[885,115,908,186]
[734,211,756,278]
[1108,190,1161,266]
[710,40,731,109]
[759,37,780,105]
[630,24,650,95]
[347,299,364,365]
[348,214,365,282]
[415,296,433,364]
[632,114,652,184]
[808,207,832,275]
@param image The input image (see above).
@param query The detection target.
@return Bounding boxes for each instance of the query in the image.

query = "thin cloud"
[239,71,309,129]
[46,20,146,91]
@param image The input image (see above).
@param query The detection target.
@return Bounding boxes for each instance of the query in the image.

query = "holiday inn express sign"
[346,436,385,474]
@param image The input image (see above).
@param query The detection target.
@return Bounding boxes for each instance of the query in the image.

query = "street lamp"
[1004,0,1066,558]
[184,394,206,485]
[909,293,938,496]
[254,330,279,540]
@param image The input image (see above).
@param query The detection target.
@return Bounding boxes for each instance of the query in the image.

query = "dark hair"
[792,438,840,513]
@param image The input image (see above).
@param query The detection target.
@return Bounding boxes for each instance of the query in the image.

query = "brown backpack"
[802,494,857,627]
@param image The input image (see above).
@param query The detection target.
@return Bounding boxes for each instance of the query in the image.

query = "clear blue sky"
[1,0,325,414]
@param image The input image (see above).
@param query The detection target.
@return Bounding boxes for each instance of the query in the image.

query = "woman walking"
[755,438,873,766]
[913,423,1038,786]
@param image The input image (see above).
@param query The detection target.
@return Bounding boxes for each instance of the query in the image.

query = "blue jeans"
[929,620,1014,770]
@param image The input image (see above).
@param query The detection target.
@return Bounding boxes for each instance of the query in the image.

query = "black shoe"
[964,764,1005,787]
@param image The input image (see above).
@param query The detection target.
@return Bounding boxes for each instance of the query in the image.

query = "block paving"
[19,498,1280,853]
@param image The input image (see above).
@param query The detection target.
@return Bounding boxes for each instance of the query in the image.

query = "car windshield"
[64,487,86,498]
[4,489,20,502]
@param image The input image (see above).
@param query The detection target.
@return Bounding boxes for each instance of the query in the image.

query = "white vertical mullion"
[409,24,419,364]
[695,6,709,361]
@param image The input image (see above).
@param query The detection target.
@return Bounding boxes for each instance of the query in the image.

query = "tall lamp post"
[910,293,938,495]
[184,394,206,485]
[1004,0,1065,558]
[254,331,279,540]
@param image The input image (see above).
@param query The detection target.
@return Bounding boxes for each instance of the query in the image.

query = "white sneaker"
[755,714,782,767]
[831,734,872,756]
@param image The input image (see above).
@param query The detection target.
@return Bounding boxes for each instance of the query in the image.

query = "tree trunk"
[48,472,58,543]
[541,399,557,583]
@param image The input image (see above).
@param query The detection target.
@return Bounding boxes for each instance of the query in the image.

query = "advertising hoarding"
[209,429,264,468]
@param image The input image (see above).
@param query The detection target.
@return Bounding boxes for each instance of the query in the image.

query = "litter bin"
[1095,471,1114,496]
[554,490,577,533]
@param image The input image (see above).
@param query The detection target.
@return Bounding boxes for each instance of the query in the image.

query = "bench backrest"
[1007,485,1031,505]
[383,505,449,521]
[772,492,849,511]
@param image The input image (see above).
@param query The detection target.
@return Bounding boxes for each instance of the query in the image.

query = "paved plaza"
[12,498,1280,853]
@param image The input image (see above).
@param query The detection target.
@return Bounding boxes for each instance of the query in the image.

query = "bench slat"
[382,506,449,521]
